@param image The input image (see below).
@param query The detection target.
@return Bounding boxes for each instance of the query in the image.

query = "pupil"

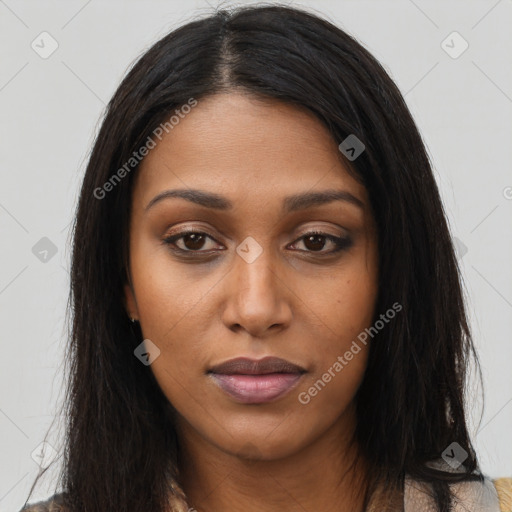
[184,233,205,250]
[305,234,325,251]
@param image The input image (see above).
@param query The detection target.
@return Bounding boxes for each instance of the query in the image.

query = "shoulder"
[493,477,512,511]
[450,478,501,511]
[18,493,68,512]
[405,475,503,511]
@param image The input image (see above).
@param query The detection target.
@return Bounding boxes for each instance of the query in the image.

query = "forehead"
[133,92,366,206]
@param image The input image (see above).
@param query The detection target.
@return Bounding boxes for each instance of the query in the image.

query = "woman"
[20,4,511,512]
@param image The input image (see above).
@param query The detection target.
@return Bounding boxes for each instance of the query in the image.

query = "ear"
[124,281,139,321]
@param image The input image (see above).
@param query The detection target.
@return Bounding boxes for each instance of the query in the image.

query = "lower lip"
[209,373,304,404]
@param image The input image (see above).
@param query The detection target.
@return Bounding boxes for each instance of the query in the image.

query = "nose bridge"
[221,235,293,336]
[234,236,280,298]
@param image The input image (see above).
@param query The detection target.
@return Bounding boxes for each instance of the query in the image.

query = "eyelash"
[162,230,352,257]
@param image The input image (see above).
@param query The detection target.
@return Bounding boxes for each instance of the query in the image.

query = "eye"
[163,231,221,253]
[163,229,352,256]
[289,231,353,255]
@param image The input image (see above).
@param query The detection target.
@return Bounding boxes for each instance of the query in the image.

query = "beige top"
[404,476,501,511]
[19,477,506,511]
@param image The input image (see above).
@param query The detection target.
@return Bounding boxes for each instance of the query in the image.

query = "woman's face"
[124,92,378,460]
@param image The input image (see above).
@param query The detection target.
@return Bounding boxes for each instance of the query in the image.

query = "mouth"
[207,356,306,404]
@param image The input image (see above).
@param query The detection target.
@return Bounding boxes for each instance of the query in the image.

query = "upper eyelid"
[164,227,345,240]
[164,229,347,249]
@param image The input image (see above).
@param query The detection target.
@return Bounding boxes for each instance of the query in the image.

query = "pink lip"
[209,373,304,404]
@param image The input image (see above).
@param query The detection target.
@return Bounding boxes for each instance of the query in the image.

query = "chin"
[216,428,308,462]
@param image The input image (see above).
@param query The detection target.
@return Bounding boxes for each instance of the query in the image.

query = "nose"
[221,241,293,337]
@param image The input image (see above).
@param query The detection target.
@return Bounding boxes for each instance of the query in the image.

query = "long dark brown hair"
[22,4,483,511]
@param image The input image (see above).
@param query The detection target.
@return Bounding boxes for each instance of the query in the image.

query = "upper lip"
[208,356,306,375]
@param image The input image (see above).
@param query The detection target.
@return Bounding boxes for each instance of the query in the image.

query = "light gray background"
[1,0,511,510]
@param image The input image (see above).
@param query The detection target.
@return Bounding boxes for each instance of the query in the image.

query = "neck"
[176,409,369,512]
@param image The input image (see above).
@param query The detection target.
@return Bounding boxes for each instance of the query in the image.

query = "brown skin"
[124,92,379,512]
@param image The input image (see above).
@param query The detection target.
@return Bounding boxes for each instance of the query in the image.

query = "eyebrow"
[144,188,364,213]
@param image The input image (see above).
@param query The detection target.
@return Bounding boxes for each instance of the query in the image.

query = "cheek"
[128,241,219,394]
[295,255,377,401]
[292,276,375,434]
[298,256,378,345]
[130,234,217,338]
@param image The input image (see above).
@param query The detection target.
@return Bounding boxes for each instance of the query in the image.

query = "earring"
[130,317,138,323]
